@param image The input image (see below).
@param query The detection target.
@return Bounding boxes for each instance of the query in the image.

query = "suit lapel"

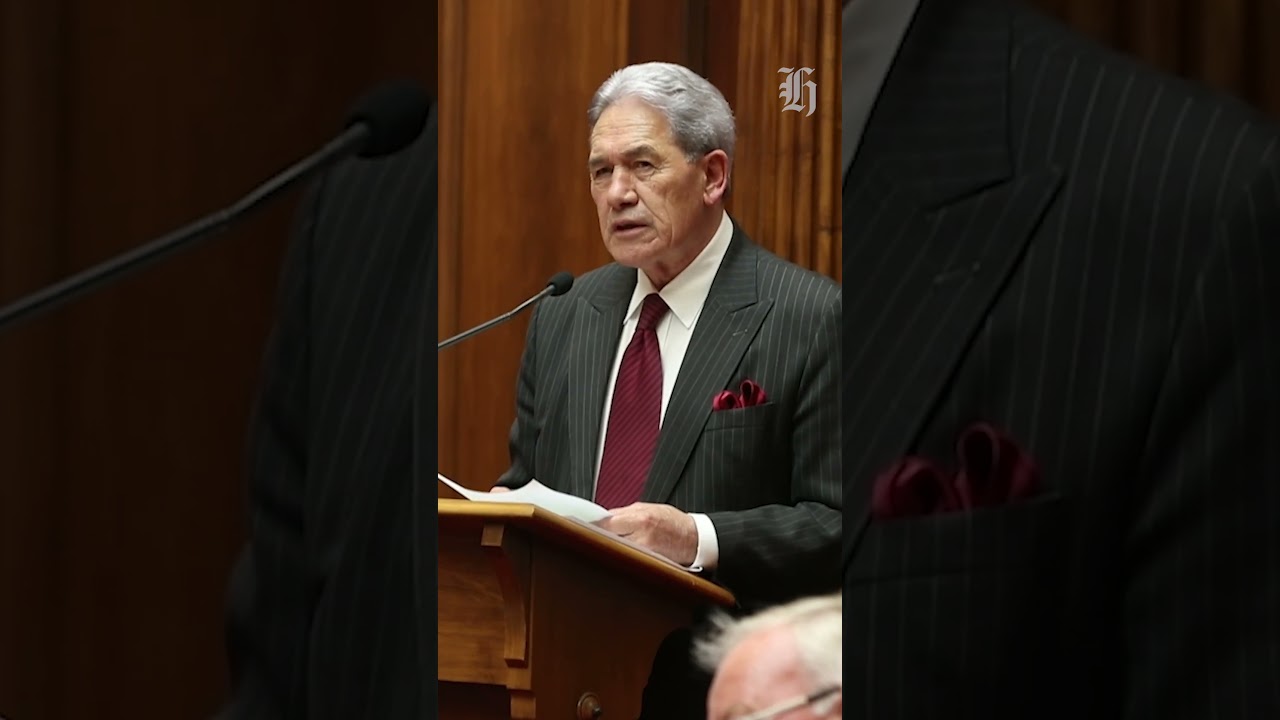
[564,266,634,500]
[643,233,772,504]
[841,0,1064,564]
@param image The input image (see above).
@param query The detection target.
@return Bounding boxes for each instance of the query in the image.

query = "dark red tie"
[595,293,669,509]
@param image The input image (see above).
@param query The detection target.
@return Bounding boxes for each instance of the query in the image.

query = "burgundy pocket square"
[712,379,767,411]
[871,423,1041,520]
[871,456,962,519]
[955,422,1040,508]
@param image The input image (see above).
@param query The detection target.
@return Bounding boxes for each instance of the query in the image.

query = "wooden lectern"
[438,499,736,720]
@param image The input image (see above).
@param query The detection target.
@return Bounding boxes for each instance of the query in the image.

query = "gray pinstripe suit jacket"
[844,0,1280,717]
[497,224,842,606]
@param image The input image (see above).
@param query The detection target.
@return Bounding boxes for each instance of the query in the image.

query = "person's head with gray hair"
[588,61,736,164]
[585,62,735,289]
[695,592,842,720]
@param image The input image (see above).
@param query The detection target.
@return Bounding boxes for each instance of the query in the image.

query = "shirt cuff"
[689,513,720,572]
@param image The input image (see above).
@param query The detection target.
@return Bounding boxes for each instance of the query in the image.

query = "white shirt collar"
[626,210,733,329]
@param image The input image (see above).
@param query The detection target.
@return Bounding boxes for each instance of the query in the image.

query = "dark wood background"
[1036,0,1280,117]
[2,1,1278,718]
[0,1,437,718]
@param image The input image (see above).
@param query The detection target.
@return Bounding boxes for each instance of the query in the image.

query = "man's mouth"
[613,220,647,233]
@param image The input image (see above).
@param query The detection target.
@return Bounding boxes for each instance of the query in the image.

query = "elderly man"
[695,593,842,720]
[492,62,841,718]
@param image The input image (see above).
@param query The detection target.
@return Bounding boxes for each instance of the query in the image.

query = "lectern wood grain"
[439,536,511,685]
[438,500,733,720]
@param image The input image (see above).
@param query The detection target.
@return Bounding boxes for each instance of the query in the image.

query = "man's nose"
[606,172,638,208]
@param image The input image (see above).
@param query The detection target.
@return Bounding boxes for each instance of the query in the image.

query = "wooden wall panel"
[732,0,841,280]
[1028,0,1280,119]
[0,6,67,716]
[704,2,742,115]
[0,2,435,718]
[437,0,626,491]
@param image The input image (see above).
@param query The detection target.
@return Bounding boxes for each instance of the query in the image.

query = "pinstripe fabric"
[842,0,1280,718]
[220,103,438,720]
[497,221,842,606]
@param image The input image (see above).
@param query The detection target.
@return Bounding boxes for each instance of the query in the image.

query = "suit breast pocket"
[702,401,778,431]
[686,403,783,507]
[848,493,1067,580]
[847,494,1072,716]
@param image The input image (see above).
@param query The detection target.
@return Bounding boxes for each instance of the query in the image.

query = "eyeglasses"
[732,685,841,720]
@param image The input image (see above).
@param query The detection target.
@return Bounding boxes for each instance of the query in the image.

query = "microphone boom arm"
[437,286,551,351]
[0,124,368,334]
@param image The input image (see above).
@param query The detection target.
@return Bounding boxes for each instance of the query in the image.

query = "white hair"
[587,61,736,163]
[693,592,842,688]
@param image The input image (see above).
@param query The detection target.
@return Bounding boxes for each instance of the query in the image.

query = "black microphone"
[438,272,574,351]
[0,80,432,334]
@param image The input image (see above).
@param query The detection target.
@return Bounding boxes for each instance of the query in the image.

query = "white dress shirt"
[593,210,734,571]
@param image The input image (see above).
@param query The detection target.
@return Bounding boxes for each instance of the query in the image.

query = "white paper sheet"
[437,473,700,573]
[437,473,610,522]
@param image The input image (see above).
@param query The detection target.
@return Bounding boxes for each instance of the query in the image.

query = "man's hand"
[489,486,511,493]
[595,503,698,567]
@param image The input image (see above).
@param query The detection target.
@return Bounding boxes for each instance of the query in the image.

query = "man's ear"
[702,150,730,205]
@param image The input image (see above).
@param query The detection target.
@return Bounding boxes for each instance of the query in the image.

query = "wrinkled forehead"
[588,99,680,159]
